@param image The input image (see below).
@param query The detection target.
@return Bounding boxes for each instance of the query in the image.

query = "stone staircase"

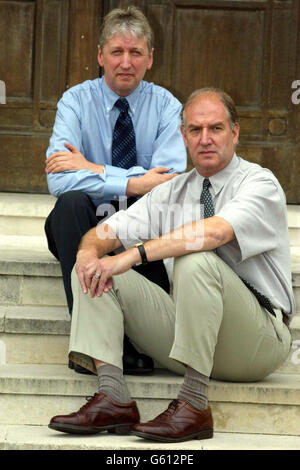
[0,193,300,450]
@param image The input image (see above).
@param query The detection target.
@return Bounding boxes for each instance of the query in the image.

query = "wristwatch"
[134,243,148,265]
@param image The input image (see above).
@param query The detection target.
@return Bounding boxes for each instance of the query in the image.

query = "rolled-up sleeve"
[104,178,176,250]
[216,177,286,262]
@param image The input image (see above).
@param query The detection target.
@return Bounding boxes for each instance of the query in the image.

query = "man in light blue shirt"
[44,6,187,375]
[45,78,186,206]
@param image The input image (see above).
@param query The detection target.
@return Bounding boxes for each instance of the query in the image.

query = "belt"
[241,278,276,317]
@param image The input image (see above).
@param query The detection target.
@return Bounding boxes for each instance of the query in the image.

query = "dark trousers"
[45,191,170,316]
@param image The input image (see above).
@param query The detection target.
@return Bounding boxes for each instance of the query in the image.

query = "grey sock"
[97,364,132,404]
[177,366,209,411]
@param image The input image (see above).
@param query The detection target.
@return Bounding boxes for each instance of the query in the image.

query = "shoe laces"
[156,400,180,420]
[78,393,98,412]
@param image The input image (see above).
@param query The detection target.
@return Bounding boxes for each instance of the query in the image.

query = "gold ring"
[94,273,101,279]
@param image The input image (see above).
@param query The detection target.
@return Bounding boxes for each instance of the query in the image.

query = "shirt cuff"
[105,165,128,177]
[101,174,128,201]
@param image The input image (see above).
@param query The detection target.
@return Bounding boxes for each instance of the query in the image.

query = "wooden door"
[0,0,102,193]
[1,0,300,202]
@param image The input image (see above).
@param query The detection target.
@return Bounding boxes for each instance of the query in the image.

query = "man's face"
[181,93,239,177]
[98,33,153,96]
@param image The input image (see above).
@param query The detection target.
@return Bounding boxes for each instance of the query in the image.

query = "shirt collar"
[203,154,239,196]
[100,76,141,114]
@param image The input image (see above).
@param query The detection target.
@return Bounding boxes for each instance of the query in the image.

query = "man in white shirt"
[49,87,293,443]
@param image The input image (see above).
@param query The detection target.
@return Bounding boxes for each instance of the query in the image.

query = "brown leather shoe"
[49,392,140,435]
[132,400,213,443]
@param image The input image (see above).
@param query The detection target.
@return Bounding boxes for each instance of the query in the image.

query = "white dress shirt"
[105,154,295,316]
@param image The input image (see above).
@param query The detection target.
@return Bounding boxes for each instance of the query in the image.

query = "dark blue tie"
[112,98,137,169]
[200,178,214,219]
[200,177,276,317]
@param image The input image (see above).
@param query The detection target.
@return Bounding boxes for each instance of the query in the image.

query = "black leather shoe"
[68,360,94,375]
[123,336,154,375]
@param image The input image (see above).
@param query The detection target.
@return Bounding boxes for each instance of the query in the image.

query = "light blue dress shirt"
[46,77,187,206]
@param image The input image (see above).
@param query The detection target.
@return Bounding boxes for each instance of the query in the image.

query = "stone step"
[288,205,300,247]
[292,257,300,311]
[0,249,66,307]
[0,235,48,251]
[1,424,300,450]
[1,304,300,375]
[0,193,56,237]
[0,305,70,365]
[276,316,300,374]
[1,248,300,310]
[0,364,299,437]
[0,192,300,244]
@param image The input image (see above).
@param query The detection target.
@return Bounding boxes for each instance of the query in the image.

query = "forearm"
[78,224,122,258]
[126,177,142,197]
[138,217,235,262]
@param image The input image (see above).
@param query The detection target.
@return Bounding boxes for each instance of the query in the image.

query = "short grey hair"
[99,6,154,53]
[181,87,238,130]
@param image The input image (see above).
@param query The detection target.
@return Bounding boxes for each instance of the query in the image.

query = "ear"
[97,45,104,68]
[232,122,240,146]
[146,48,154,71]
[180,125,188,147]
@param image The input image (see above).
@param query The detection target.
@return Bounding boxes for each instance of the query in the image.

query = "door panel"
[0,0,102,193]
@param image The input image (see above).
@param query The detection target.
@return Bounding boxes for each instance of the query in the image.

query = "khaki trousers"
[69,252,291,382]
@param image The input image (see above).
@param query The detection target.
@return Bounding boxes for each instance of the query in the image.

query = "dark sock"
[97,364,132,404]
[177,366,209,410]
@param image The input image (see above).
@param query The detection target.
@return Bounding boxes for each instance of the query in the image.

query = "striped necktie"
[200,177,276,317]
[200,178,214,219]
[112,98,137,169]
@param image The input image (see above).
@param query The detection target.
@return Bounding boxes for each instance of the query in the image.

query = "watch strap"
[135,243,148,265]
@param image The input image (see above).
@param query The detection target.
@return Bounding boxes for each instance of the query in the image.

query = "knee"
[173,251,219,281]
[174,251,218,271]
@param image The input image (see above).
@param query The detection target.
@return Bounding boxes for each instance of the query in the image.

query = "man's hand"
[75,249,100,295]
[126,167,178,197]
[76,248,139,298]
[46,143,104,174]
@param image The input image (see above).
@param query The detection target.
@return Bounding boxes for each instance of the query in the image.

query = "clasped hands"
[75,248,137,298]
